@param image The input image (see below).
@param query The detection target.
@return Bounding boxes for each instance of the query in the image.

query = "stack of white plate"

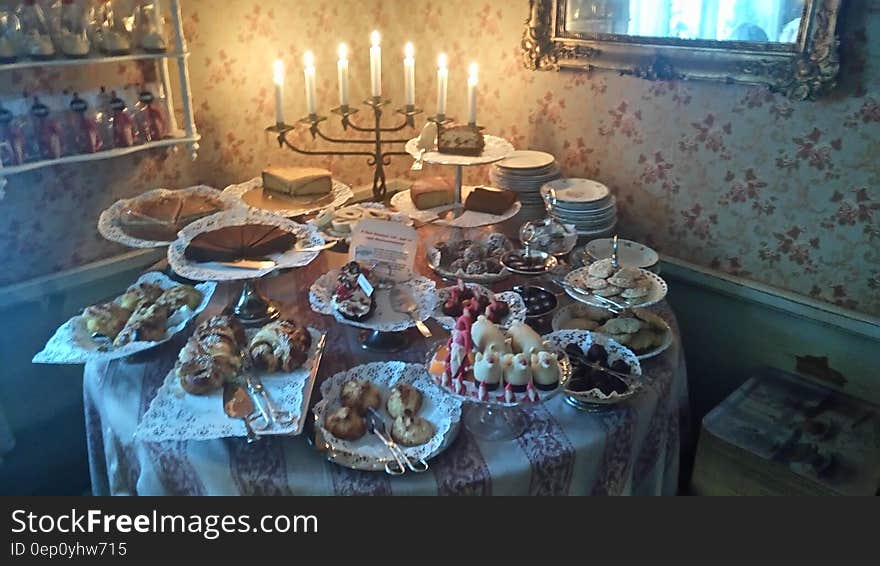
[540,178,617,237]
[489,150,561,222]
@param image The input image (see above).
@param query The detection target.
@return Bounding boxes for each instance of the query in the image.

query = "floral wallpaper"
[0,0,878,317]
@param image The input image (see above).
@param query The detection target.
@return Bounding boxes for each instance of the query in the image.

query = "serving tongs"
[365,408,429,475]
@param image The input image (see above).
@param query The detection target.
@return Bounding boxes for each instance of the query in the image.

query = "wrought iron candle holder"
[267,97,424,202]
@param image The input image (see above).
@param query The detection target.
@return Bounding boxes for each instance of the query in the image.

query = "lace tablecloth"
[82,238,689,496]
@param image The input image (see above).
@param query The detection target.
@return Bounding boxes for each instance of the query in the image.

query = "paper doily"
[404,134,514,166]
[222,176,353,217]
[431,284,527,331]
[390,186,522,229]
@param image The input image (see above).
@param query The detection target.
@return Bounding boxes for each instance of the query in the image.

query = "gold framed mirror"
[522,0,841,99]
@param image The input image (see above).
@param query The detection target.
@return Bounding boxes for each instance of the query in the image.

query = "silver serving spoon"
[390,287,432,338]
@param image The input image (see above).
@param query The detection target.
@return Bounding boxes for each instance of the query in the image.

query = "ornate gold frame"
[522,0,841,100]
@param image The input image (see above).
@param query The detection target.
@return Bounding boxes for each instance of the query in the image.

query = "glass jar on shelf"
[133,86,167,142]
[56,0,90,58]
[94,0,133,55]
[30,96,63,160]
[67,92,100,154]
[133,0,166,52]
[93,86,115,149]
[16,0,56,59]
[108,90,137,148]
[0,102,26,166]
[0,9,21,63]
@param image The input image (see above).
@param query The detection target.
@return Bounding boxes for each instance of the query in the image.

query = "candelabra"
[267,98,428,202]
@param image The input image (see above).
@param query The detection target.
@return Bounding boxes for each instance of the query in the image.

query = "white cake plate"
[390,185,522,229]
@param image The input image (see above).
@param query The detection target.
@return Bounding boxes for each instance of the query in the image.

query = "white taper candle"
[273,59,284,125]
[337,43,350,108]
[436,53,448,117]
[370,31,382,98]
[404,42,415,106]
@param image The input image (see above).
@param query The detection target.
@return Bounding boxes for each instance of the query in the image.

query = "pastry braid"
[247,320,312,372]
[176,315,246,395]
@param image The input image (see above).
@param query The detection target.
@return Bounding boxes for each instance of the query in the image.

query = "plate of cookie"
[552,303,673,360]
[312,362,462,471]
[563,258,667,308]
[33,272,216,364]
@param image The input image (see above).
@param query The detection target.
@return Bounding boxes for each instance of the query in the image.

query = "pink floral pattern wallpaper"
[1,0,878,317]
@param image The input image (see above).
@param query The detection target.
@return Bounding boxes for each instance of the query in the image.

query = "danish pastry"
[176,315,246,395]
[386,383,423,418]
[247,320,312,372]
[155,285,203,312]
[324,406,366,441]
[112,303,169,347]
[115,282,164,311]
[82,302,131,340]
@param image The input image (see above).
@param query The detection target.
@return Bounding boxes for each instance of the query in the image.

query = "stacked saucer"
[489,150,561,222]
[540,178,617,237]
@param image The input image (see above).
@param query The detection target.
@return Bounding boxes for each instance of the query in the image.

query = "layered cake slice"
[262,166,332,197]
[437,123,485,156]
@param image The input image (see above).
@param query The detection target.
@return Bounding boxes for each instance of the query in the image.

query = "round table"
[83,228,689,495]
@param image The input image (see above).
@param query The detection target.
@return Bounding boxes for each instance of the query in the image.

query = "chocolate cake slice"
[185,224,297,262]
[464,187,518,215]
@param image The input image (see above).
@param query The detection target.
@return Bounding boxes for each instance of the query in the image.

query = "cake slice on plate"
[437,123,484,157]
[262,166,333,197]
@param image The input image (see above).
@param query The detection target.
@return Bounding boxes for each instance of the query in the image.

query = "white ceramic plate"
[541,178,611,207]
[391,186,521,229]
[313,362,462,470]
[137,327,323,441]
[494,150,556,170]
[564,265,667,308]
[551,303,673,360]
[585,238,659,269]
[33,272,216,364]
[405,134,514,166]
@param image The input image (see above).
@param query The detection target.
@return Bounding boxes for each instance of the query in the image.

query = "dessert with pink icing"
[531,351,560,391]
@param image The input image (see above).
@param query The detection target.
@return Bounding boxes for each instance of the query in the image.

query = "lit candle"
[436,53,448,118]
[467,62,478,125]
[370,30,382,98]
[337,43,350,108]
[273,58,284,125]
[403,42,415,107]
[303,51,317,116]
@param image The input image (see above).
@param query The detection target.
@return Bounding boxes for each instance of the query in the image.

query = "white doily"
[33,272,216,364]
[136,327,322,441]
[222,176,353,217]
[432,284,527,331]
[404,134,514,166]
[543,329,643,404]
[309,271,436,332]
[97,185,228,249]
[167,208,325,282]
[313,362,462,465]
[390,186,522,229]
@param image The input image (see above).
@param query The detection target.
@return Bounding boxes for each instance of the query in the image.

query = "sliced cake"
[262,166,333,197]
[437,123,485,156]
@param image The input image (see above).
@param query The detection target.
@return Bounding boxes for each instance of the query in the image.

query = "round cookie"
[593,285,622,297]
[386,383,423,418]
[584,277,609,290]
[587,258,615,279]
[324,406,366,441]
[621,286,649,299]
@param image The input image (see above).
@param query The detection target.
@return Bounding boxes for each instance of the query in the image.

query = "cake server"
[223,381,259,443]
[390,287,432,338]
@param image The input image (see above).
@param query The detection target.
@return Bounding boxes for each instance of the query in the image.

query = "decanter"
[16,0,56,59]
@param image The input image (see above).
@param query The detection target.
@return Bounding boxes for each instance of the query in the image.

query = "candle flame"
[370,30,381,47]
[338,43,348,60]
[273,59,284,85]
[438,53,448,70]
[304,50,315,68]
[404,42,414,58]
[468,62,478,81]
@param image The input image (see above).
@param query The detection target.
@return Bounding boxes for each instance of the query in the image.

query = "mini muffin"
[390,415,435,446]
[340,379,382,415]
[324,406,366,441]
[386,384,423,419]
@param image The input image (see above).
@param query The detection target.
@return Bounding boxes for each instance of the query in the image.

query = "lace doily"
[32,272,216,364]
[432,284,526,331]
[222,176,353,217]
[313,362,462,465]
[97,185,228,249]
[309,271,437,332]
[136,327,322,441]
[404,134,514,166]
[543,329,643,403]
[390,186,522,229]
[167,208,325,282]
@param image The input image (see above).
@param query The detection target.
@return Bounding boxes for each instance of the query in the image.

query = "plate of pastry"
[543,330,643,408]
[137,316,322,440]
[98,185,230,248]
[312,362,462,471]
[405,122,514,166]
[552,303,673,360]
[563,259,668,309]
[221,167,353,217]
[426,315,572,408]
[309,262,437,332]
[167,208,325,281]
[33,272,215,364]
[432,280,526,331]
[426,232,513,283]
[390,179,521,229]
[311,202,412,243]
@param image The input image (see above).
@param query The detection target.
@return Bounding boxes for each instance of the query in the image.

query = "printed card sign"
[349,219,417,281]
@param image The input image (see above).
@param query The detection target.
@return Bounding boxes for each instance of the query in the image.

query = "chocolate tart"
[184,224,297,263]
